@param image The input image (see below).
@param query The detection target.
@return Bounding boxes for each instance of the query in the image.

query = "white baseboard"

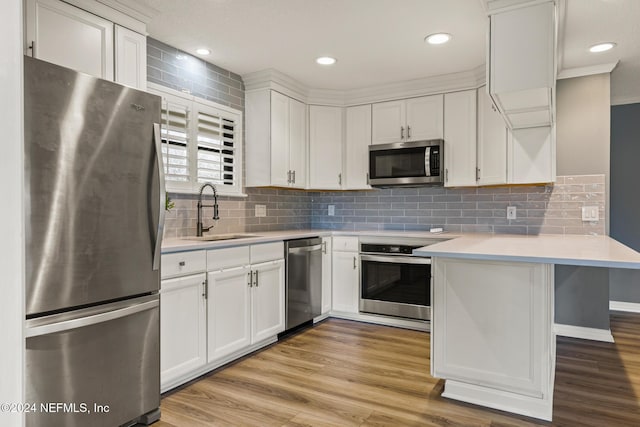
[610,300,640,313]
[553,323,614,343]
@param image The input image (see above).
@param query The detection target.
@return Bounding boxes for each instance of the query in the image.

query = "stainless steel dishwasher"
[285,237,323,330]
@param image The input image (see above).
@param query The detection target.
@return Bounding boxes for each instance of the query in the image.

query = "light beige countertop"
[162,229,640,269]
[412,233,640,269]
[161,229,455,253]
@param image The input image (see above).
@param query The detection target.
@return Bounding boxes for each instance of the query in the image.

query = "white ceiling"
[134,0,640,103]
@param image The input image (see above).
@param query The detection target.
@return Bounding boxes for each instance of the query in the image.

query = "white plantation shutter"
[160,99,190,184]
[196,110,239,190]
[150,83,243,195]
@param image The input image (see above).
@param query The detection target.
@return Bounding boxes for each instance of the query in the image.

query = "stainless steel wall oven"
[360,238,438,321]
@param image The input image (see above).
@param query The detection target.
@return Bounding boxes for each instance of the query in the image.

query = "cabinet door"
[251,259,285,343]
[208,266,252,362]
[321,237,333,315]
[160,273,207,389]
[289,98,307,188]
[345,104,372,189]
[308,105,343,189]
[270,91,291,187]
[26,0,114,80]
[406,95,444,141]
[331,251,359,313]
[477,88,507,185]
[372,100,405,144]
[508,126,555,184]
[115,25,146,90]
[444,90,477,187]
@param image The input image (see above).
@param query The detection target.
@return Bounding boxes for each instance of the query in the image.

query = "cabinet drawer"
[250,241,284,264]
[332,236,359,252]
[161,251,206,279]
[207,246,250,271]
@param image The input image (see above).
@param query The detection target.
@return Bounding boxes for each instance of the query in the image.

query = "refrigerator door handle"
[26,299,159,338]
[153,123,166,271]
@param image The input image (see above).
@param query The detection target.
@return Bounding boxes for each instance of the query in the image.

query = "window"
[150,83,243,196]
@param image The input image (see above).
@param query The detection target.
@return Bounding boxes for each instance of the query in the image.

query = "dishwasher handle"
[288,244,323,254]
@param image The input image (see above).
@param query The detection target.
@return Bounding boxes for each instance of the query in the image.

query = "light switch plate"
[582,206,599,221]
[255,204,266,217]
[328,205,335,216]
[506,206,517,220]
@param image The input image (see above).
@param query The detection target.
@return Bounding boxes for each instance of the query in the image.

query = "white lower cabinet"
[160,250,208,391]
[207,265,252,362]
[431,257,555,420]
[331,237,360,313]
[251,259,286,342]
[207,242,285,364]
[160,273,207,390]
[321,237,333,315]
[161,242,284,390]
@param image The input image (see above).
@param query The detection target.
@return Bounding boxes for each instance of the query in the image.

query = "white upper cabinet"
[371,100,404,145]
[508,126,555,184]
[372,95,443,145]
[26,0,114,80]
[25,0,147,89]
[289,98,308,188]
[344,104,372,190]
[245,90,307,188]
[115,25,146,90]
[444,90,477,187]
[488,1,556,129]
[308,105,343,189]
[405,95,444,141]
[477,87,507,186]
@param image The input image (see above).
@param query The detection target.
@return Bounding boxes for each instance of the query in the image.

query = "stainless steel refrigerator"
[23,57,164,427]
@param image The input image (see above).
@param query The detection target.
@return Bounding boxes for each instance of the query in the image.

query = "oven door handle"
[360,254,431,265]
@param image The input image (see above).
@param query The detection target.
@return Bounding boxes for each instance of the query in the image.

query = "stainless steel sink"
[182,233,260,242]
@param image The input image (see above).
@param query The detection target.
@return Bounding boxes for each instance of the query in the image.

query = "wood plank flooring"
[156,312,640,426]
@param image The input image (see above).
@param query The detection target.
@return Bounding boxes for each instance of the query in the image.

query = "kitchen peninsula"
[414,234,640,421]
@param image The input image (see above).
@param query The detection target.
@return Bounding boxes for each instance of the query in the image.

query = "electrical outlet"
[506,206,517,220]
[582,206,599,222]
[328,205,335,216]
[254,204,266,217]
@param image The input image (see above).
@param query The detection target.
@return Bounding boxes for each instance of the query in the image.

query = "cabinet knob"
[179,261,186,267]
[292,170,296,184]
[407,125,411,139]
[353,256,357,270]
[247,271,253,287]
[400,126,405,139]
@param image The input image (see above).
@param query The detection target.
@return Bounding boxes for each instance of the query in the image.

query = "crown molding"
[557,62,618,80]
[611,94,640,107]
[243,65,486,106]
[96,0,160,24]
[483,0,554,15]
[63,0,157,33]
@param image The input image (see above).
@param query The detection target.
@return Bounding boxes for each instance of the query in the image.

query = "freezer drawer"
[25,296,160,427]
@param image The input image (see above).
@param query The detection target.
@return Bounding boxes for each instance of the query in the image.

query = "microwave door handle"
[424,146,431,177]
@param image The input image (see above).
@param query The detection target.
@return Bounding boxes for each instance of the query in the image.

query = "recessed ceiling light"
[316,56,337,65]
[196,48,211,55]
[589,42,616,53]
[425,33,451,45]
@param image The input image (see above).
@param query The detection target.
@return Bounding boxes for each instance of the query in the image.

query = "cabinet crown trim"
[243,66,486,107]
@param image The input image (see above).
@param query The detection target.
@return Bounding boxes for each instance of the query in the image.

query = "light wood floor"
[156,312,640,426]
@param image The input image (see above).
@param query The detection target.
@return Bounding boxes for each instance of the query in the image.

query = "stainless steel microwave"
[368,139,444,187]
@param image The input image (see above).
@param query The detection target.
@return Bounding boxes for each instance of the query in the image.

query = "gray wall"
[609,103,640,303]
[147,38,244,111]
[553,75,612,330]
